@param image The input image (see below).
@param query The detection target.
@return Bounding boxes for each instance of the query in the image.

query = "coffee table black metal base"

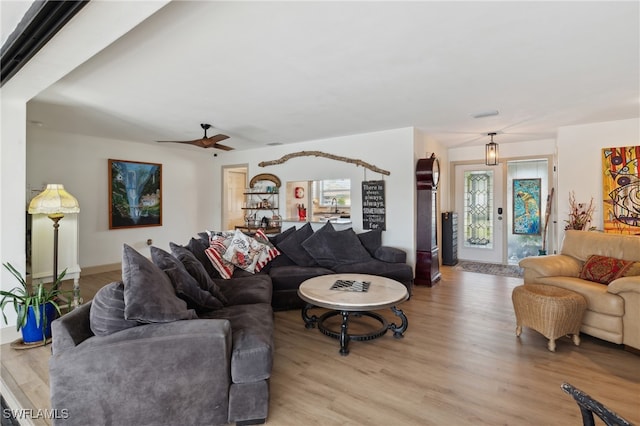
[302,304,408,356]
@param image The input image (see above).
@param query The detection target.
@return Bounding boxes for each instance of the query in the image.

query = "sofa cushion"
[332,259,414,284]
[186,237,221,279]
[276,222,317,267]
[122,244,197,323]
[150,246,224,312]
[89,281,140,336]
[536,276,625,316]
[200,303,274,383]
[302,228,372,269]
[579,254,634,284]
[374,246,407,263]
[215,274,272,306]
[170,243,229,305]
[269,265,335,291]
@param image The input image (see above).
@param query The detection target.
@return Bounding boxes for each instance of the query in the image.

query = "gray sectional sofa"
[49,244,273,426]
[49,224,412,425]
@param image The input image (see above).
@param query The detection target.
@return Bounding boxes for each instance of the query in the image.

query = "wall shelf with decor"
[236,173,282,234]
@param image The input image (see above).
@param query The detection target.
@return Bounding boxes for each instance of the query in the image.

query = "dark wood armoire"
[415,154,441,286]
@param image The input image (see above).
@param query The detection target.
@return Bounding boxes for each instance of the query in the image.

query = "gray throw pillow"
[89,281,139,336]
[302,228,373,269]
[164,267,224,312]
[170,242,229,305]
[150,247,224,312]
[357,229,383,256]
[121,244,197,323]
[186,237,221,279]
[277,222,317,267]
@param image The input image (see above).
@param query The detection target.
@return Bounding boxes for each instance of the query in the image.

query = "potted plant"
[0,262,70,345]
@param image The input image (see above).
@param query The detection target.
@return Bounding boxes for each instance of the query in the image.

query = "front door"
[455,163,505,263]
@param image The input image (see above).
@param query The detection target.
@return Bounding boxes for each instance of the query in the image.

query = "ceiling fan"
[157,123,234,150]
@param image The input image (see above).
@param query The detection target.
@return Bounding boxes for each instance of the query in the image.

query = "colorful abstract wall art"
[513,178,541,235]
[602,146,640,235]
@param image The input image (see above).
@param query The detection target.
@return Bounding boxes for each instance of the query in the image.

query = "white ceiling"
[24,1,640,151]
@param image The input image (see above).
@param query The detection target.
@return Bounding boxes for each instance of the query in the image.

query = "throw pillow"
[623,261,640,277]
[205,234,236,279]
[252,228,281,272]
[358,229,383,256]
[267,226,297,268]
[170,243,229,305]
[163,267,224,312]
[277,222,317,267]
[222,229,280,273]
[89,281,140,336]
[302,228,373,269]
[186,237,220,279]
[121,244,197,323]
[579,254,634,285]
[150,246,223,311]
[268,225,296,246]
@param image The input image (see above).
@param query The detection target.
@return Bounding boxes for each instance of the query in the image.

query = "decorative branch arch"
[258,150,390,176]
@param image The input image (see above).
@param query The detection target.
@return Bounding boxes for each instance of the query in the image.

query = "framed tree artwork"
[109,159,162,229]
[513,178,541,235]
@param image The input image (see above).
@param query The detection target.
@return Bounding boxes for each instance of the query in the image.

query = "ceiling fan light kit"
[156,123,233,150]
[485,132,499,166]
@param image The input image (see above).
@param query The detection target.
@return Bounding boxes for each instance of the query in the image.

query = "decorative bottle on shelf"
[298,204,307,221]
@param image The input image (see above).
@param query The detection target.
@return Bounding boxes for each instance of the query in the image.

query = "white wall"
[556,118,640,246]
[210,127,419,265]
[0,0,170,345]
[27,127,218,267]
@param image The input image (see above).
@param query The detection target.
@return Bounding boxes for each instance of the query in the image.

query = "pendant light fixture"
[485,132,499,166]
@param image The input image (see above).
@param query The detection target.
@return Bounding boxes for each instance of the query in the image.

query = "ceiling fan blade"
[212,143,234,151]
[156,139,205,144]
[207,134,229,143]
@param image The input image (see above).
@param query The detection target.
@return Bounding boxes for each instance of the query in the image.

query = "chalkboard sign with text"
[362,180,386,230]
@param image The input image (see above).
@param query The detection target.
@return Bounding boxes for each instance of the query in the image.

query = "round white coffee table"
[298,273,409,355]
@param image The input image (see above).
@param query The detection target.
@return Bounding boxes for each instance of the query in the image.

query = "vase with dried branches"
[564,191,596,231]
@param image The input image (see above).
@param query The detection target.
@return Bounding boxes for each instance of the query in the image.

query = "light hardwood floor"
[1,267,639,425]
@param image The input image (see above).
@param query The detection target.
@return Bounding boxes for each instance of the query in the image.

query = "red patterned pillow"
[579,255,634,285]
[253,229,280,272]
[205,234,235,279]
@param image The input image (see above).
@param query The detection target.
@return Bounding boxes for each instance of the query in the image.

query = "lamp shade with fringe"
[28,184,80,215]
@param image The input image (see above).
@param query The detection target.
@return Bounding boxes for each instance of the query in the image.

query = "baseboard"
[81,262,121,275]
[0,326,21,345]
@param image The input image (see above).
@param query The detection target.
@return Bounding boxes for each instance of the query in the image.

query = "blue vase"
[20,303,56,344]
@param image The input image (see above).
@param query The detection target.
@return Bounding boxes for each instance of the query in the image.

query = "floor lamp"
[28,184,80,305]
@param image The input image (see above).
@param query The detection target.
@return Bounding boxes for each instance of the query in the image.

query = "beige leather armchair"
[519,230,640,351]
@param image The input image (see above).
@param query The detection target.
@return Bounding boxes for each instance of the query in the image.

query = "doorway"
[222,165,247,231]
[454,158,551,265]
[455,163,505,263]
